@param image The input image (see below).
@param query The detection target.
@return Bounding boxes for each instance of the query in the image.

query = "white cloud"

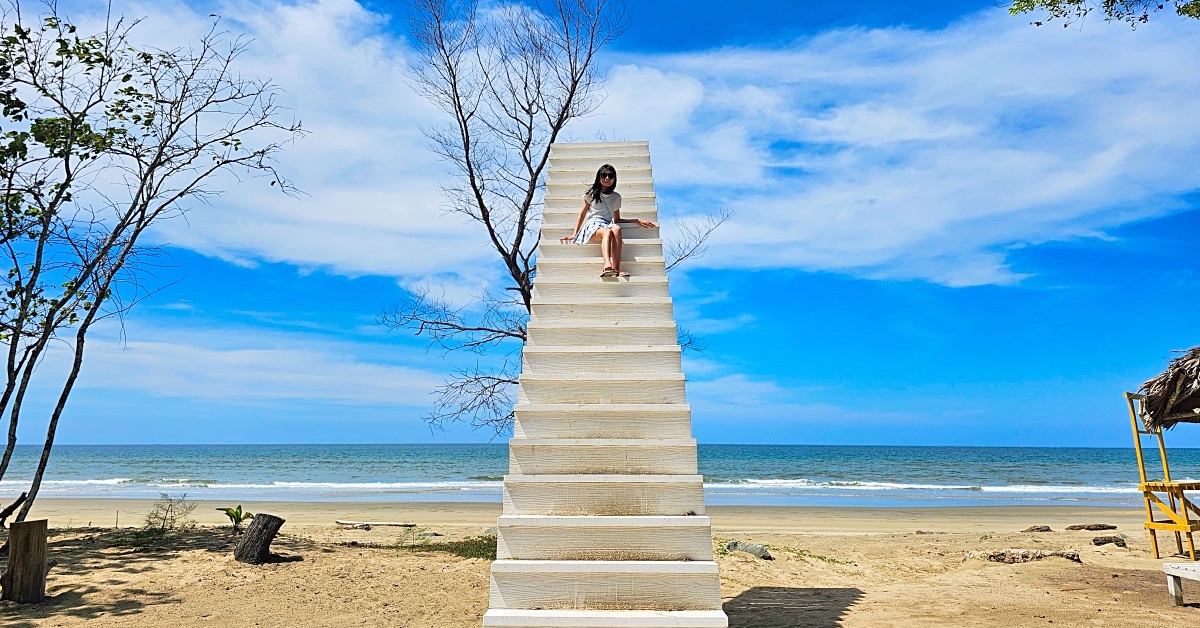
[64,0,498,286]
[58,3,1200,289]
[581,13,1200,285]
[66,324,443,405]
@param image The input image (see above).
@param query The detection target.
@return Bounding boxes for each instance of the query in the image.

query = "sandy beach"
[0,499,1193,626]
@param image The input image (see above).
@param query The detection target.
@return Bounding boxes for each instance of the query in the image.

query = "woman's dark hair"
[586,164,617,203]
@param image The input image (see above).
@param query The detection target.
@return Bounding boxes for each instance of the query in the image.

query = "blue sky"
[29,0,1200,446]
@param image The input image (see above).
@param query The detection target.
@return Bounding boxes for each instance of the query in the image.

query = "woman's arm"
[559,201,589,242]
[615,209,655,228]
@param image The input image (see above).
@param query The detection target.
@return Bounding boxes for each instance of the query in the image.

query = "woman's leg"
[610,224,623,272]
[597,227,615,270]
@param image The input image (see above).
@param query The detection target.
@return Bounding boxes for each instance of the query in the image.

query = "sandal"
[600,267,616,278]
[616,270,630,278]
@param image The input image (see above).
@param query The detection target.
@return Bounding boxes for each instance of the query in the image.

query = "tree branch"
[664,207,733,272]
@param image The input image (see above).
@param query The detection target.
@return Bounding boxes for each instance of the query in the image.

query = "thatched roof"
[1138,347,1200,431]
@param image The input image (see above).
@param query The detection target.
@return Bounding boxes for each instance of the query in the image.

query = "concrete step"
[530,297,673,323]
[544,200,657,213]
[545,190,655,204]
[503,474,705,516]
[548,167,654,184]
[496,515,713,561]
[484,609,727,627]
[522,345,681,375]
[489,560,722,611]
[508,438,697,475]
[518,373,686,404]
[549,153,653,169]
[549,141,649,157]
[513,404,693,439]
[538,240,662,259]
[540,226,660,240]
[535,257,665,280]
[547,180,655,197]
[526,321,676,346]
[533,277,670,299]
[542,211,662,228]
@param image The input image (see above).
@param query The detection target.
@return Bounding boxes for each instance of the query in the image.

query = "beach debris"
[1066,523,1116,531]
[1022,526,1053,533]
[725,540,773,560]
[915,530,937,535]
[235,513,288,565]
[964,549,1082,564]
[339,523,371,531]
[417,530,443,537]
[1092,536,1127,548]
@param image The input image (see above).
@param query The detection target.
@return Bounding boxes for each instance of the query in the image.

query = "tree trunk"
[234,513,285,564]
[1,519,47,603]
[0,492,26,529]
[16,317,91,523]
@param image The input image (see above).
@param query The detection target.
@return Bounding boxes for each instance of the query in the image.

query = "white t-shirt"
[583,191,622,223]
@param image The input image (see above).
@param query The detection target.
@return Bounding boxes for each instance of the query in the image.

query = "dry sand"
[1,499,1196,626]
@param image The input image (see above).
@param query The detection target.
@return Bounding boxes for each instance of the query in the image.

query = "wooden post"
[1167,574,1184,606]
[1128,393,1163,559]
[234,513,285,565]
[1,519,48,603]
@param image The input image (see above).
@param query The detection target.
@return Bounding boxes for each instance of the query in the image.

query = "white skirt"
[572,216,614,244]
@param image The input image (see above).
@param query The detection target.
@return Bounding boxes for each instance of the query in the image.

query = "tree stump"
[1,519,48,603]
[234,513,285,564]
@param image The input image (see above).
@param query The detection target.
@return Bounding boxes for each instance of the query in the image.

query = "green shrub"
[145,493,197,533]
[414,534,496,560]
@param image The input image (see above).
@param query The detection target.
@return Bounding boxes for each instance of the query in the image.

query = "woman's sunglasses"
[600,173,615,180]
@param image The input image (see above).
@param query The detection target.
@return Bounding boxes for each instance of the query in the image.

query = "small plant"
[412,535,497,560]
[216,505,254,533]
[145,493,197,534]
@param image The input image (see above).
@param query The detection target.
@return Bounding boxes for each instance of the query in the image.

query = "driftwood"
[335,520,415,528]
[234,513,286,565]
[1138,347,1200,430]
[1,519,47,603]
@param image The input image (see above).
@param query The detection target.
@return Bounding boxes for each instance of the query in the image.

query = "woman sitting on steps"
[560,164,656,277]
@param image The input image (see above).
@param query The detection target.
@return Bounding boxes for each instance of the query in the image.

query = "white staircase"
[484,142,727,628]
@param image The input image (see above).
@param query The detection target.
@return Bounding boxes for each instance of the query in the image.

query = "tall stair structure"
[483,142,728,628]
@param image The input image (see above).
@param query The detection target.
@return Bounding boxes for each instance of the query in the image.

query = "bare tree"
[383,0,624,435]
[0,2,302,519]
[386,0,729,436]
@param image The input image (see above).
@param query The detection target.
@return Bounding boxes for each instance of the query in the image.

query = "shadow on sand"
[0,527,312,625]
[725,586,863,627]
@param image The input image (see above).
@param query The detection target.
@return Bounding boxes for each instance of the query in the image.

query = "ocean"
[0,444,1194,507]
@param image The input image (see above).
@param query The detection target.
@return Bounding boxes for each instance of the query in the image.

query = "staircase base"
[483,609,728,627]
